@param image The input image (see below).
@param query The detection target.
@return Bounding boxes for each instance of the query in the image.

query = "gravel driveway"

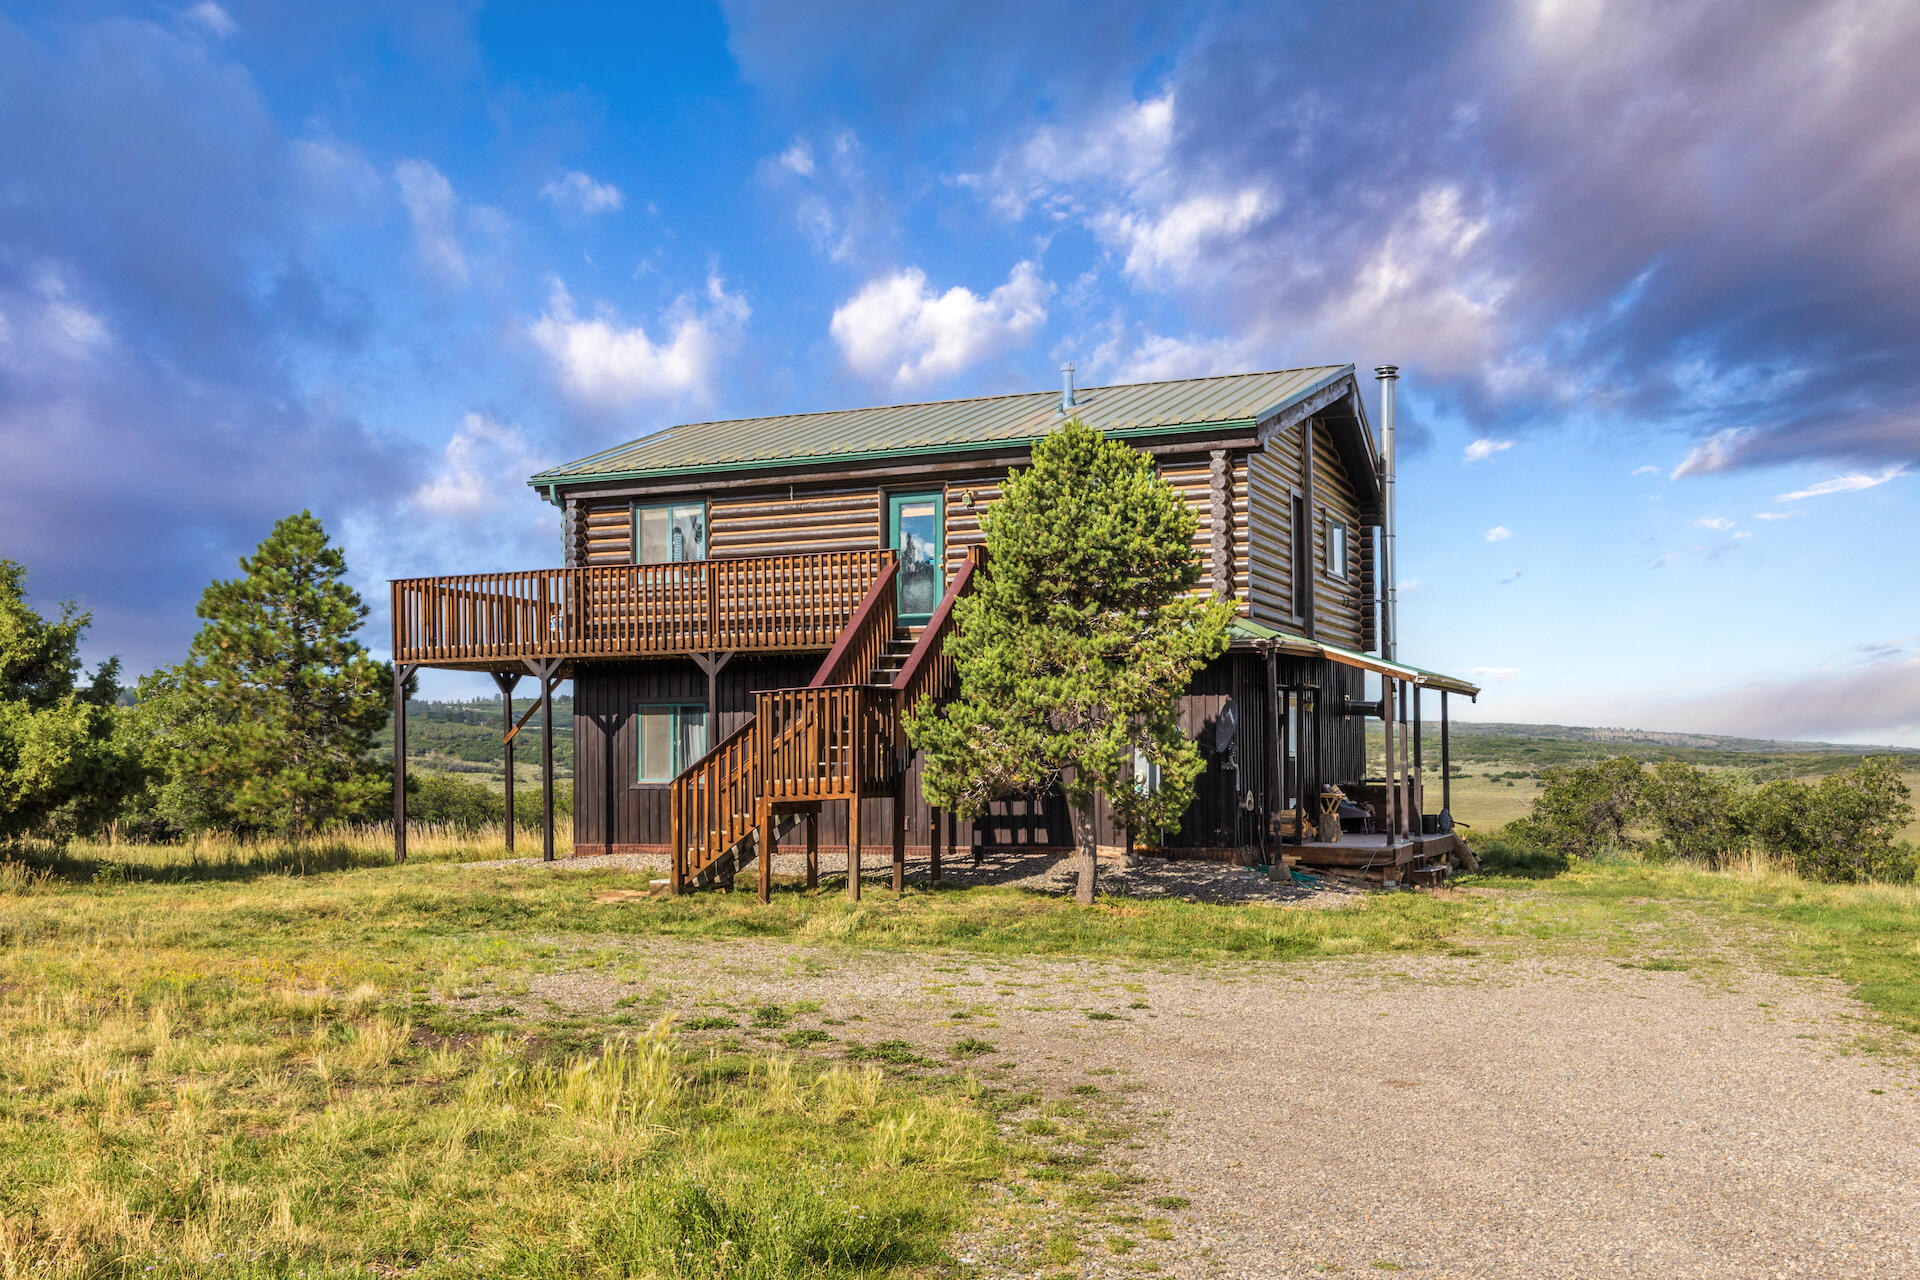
[511,933,1920,1279]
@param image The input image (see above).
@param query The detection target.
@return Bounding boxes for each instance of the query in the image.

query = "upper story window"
[636,501,705,564]
[1324,515,1349,581]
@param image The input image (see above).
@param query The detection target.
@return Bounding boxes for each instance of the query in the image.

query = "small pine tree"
[0,561,135,842]
[139,512,392,837]
[908,419,1233,904]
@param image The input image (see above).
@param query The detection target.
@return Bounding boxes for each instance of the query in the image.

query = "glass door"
[887,492,945,623]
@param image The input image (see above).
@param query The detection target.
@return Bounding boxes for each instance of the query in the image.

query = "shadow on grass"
[2,840,396,885]
[1470,836,1570,880]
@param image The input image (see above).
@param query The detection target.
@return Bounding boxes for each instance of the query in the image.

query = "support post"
[847,798,862,902]
[525,658,562,863]
[805,809,819,890]
[1441,691,1452,815]
[669,776,686,895]
[392,664,416,864]
[929,805,942,882]
[1412,685,1424,832]
[757,803,773,905]
[892,789,907,893]
[1382,678,1397,846]
[492,671,521,852]
[1400,681,1413,837]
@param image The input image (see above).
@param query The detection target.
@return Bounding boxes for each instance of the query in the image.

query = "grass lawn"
[2,834,1917,1278]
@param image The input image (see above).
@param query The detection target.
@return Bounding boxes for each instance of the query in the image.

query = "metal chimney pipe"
[1374,364,1399,662]
[1060,362,1076,413]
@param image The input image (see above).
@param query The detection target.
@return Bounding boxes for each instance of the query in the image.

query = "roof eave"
[526,415,1262,491]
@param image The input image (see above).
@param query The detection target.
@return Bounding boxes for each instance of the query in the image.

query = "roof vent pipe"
[1060,362,1076,414]
[1373,364,1399,662]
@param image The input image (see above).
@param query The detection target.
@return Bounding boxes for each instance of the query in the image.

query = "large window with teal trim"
[634,501,706,564]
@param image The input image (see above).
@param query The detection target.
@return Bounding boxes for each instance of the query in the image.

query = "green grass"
[5,825,1919,1276]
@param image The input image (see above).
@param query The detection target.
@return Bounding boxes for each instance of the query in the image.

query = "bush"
[404,772,572,831]
[1505,757,1644,859]
[1743,758,1915,883]
[1641,759,1745,868]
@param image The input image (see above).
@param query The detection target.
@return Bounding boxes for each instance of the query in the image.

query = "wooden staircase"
[667,547,981,901]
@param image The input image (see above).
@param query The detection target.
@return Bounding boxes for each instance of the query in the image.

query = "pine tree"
[0,561,135,841]
[141,512,392,837]
[907,419,1233,904]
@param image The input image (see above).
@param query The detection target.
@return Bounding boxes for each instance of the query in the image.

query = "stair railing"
[808,555,898,687]
[892,545,984,718]
[669,719,760,892]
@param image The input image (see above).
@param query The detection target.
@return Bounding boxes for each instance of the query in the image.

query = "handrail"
[892,545,983,716]
[669,718,759,890]
[756,685,898,803]
[390,548,891,667]
[808,557,899,688]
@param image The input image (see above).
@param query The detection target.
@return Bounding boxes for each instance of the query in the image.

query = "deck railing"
[390,549,894,666]
[669,720,761,891]
[755,685,899,805]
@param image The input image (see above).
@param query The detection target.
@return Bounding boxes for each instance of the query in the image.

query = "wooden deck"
[390,548,894,670]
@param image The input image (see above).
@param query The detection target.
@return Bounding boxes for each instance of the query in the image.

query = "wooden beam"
[492,671,521,852]
[757,802,773,905]
[1441,691,1452,816]
[392,663,417,864]
[692,650,736,726]
[1412,686,1424,833]
[1382,678,1397,846]
[847,796,862,902]
[892,789,907,894]
[929,804,942,883]
[805,809,819,890]
[524,658,564,862]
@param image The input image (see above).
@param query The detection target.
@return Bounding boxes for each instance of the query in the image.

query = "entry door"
[888,491,945,623]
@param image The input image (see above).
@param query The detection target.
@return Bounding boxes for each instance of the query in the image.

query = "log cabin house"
[389,364,1480,895]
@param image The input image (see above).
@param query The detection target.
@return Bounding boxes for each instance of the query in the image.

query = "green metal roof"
[530,365,1352,487]
[1228,617,1481,698]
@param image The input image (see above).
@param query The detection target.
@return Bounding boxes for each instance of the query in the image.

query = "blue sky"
[3,1,1917,743]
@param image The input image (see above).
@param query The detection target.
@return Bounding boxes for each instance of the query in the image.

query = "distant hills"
[1450,721,1916,756]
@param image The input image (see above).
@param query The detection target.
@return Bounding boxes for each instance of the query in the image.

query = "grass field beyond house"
[3,832,1918,1277]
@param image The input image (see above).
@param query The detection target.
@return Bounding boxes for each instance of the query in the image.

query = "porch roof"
[529,365,1353,487]
[1227,618,1481,697]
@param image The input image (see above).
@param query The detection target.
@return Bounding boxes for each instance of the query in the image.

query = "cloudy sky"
[3,0,1917,743]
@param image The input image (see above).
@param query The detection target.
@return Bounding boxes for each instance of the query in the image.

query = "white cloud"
[530,274,750,410]
[1641,656,1920,746]
[1774,464,1907,502]
[413,414,543,520]
[1631,464,1660,476]
[1464,438,1514,462]
[394,159,466,284]
[186,2,236,38]
[777,140,815,177]
[540,170,624,216]
[1694,516,1736,530]
[1469,666,1521,684]
[1089,329,1255,384]
[1669,427,1749,479]
[830,260,1051,388]
[1092,187,1272,287]
[1750,510,1798,521]
[1484,525,1512,542]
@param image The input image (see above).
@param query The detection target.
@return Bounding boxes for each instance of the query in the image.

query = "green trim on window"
[632,499,708,565]
[635,702,708,783]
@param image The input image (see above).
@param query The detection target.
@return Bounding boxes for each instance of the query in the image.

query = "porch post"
[1382,678,1397,845]
[525,658,561,863]
[492,671,521,852]
[1413,685,1423,831]
[392,663,416,864]
[757,802,773,904]
[805,809,819,890]
[1441,691,1452,815]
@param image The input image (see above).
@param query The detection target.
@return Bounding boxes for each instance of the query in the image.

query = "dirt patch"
[518,937,1920,1279]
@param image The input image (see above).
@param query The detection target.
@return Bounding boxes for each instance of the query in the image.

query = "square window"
[636,502,705,564]
[637,704,707,782]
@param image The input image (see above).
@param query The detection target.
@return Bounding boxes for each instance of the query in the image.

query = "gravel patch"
[510,937,1920,1279]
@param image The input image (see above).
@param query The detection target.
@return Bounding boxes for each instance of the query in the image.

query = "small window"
[635,501,706,564]
[1325,516,1349,581]
[636,704,707,782]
